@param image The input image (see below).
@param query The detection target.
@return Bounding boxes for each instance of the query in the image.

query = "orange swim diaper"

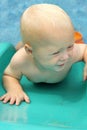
[74,31,84,44]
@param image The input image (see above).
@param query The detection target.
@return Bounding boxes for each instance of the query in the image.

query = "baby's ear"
[24,44,32,54]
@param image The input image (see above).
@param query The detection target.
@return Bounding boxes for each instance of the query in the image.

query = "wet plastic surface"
[0,43,87,129]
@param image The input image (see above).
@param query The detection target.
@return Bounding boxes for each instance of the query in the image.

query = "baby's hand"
[0,90,30,105]
[84,63,87,81]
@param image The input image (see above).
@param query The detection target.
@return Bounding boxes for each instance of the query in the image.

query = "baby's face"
[33,34,74,72]
[21,4,75,72]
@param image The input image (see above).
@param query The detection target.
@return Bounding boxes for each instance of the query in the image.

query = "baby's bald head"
[21,4,74,49]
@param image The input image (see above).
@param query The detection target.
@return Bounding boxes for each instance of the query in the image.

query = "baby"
[0,4,87,105]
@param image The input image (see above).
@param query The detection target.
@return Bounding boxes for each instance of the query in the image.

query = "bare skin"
[0,4,87,105]
[15,41,24,50]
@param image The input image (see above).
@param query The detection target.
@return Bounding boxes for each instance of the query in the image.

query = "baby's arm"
[0,52,30,105]
[73,44,87,80]
[82,45,87,80]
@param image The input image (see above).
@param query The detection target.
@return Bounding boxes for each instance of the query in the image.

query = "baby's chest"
[23,52,74,83]
[24,65,71,83]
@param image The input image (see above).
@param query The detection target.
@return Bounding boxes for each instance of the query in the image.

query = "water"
[0,0,87,45]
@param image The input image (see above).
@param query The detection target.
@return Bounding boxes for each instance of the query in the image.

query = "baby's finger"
[84,70,87,81]
[84,66,87,80]
[24,95,30,103]
[84,75,87,81]
[3,96,10,103]
[10,98,16,105]
[0,95,6,100]
[15,98,21,106]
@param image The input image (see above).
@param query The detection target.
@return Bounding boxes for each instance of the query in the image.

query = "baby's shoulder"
[10,47,32,70]
[72,43,86,63]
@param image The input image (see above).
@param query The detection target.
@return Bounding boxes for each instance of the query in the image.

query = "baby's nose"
[61,51,69,60]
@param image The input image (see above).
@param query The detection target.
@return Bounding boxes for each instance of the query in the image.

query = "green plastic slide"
[0,43,87,130]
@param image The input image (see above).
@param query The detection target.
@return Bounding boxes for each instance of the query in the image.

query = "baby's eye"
[67,45,74,49]
[52,50,60,55]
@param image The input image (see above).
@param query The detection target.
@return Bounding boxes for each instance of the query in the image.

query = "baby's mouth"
[58,63,65,66]
[57,61,67,66]
[54,63,65,72]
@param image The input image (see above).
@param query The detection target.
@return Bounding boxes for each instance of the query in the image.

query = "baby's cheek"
[68,50,73,58]
[50,56,60,64]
